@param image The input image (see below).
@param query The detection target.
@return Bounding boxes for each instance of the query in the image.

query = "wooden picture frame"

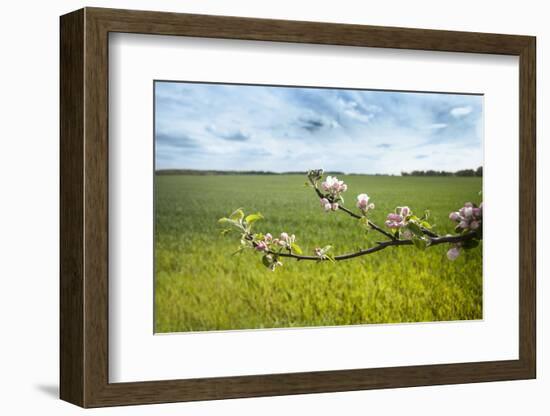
[60,7,536,408]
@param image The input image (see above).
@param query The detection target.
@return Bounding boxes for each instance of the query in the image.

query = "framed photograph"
[60,7,536,407]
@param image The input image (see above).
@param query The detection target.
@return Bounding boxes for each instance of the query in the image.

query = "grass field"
[154,174,482,333]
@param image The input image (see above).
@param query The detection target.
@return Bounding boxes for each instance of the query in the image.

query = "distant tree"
[455,169,476,177]
[400,167,482,177]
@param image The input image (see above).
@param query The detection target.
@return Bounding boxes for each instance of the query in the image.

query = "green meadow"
[154,174,482,333]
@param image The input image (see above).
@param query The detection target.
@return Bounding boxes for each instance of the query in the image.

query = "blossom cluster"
[449,202,482,231]
[385,206,411,229]
[255,232,296,252]
[321,176,347,199]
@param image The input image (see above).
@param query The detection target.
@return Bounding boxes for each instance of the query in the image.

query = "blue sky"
[154,81,483,174]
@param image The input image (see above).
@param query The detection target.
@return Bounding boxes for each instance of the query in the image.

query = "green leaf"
[245,213,263,227]
[262,255,272,268]
[220,229,232,236]
[232,246,246,256]
[229,208,244,222]
[218,217,232,224]
[423,210,431,220]
[412,236,428,250]
[407,221,424,237]
[462,239,480,250]
[291,243,303,255]
[325,253,336,263]
[420,221,432,229]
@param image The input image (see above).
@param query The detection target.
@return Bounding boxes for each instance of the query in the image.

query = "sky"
[154,81,483,175]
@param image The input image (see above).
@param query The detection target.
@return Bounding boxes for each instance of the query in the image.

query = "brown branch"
[268,231,478,262]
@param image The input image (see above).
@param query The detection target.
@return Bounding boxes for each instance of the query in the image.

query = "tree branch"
[312,185,396,240]
[268,231,477,262]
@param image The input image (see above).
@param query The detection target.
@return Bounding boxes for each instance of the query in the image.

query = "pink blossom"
[447,246,461,261]
[385,221,400,229]
[449,201,483,231]
[458,220,469,229]
[278,232,296,248]
[356,193,370,210]
[387,213,402,222]
[385,211,406,229]
[320,197,332,212]
[331,203,339,211]
[321,176,347,198]
[255,241,268,252]
[399,206,410,217]
[264,233,272,242]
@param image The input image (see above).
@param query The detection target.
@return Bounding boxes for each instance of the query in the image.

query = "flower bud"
[447,246,460,261]
[402,229,413,239]
[356,193,369,210]
[449,212,460,221]
[400,206,410,217]
[255,241,268,252]
[331,203,339,211]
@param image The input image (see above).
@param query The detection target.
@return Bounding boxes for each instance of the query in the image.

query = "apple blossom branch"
[265,231,478,262]
[219,169,482,271]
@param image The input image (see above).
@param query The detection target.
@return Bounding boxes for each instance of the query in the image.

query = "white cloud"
[450,106,472,118]
[427,123,448,130]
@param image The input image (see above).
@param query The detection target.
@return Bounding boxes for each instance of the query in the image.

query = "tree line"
[401,167,482,177]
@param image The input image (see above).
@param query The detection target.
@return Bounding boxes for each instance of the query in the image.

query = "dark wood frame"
[60,7,536,408]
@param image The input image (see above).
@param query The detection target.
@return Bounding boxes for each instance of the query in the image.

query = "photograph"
[153,81,484,333]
